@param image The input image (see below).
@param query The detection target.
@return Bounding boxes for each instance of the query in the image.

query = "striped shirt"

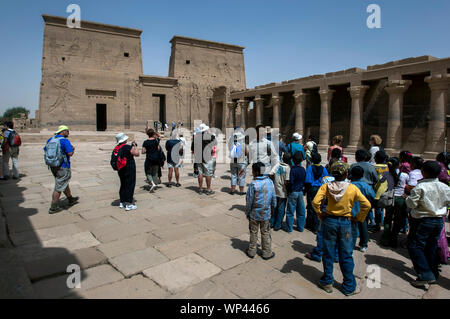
[246,176,277,221]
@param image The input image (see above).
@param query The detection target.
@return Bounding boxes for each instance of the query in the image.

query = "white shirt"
[369,146,379,165]
[394,170,409,197]
[408,169,423,187]
[406,178,450,219]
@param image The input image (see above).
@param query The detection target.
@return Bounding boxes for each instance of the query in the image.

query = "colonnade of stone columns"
[227,73,449,155]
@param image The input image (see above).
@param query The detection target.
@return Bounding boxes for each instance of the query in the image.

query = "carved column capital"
[254,97,264,105]
[238,99,250,110]
[293,92,307,104]
[271,95,283,105]
[385,80,411,95]
[348,85,369,99]
[319,89,335,102]
[227,101,237,110]
[425,73,450,91]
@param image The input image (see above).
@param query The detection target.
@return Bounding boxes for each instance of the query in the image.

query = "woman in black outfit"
[142,129,162,192]
[115,133,139,211]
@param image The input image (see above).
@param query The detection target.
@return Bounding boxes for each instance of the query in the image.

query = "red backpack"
[110,144,127,171]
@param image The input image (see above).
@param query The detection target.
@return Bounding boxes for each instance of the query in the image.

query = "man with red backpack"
[1,121,21,180]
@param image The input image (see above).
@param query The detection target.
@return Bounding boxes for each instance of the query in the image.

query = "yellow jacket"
[312,182,371,222]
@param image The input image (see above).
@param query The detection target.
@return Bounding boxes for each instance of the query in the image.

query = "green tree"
[3,107,30,119]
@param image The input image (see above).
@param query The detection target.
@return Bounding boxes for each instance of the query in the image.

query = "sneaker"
[262,252,275,260]
[411,279,435,289]
[175,183,181,187]
[197,189,204,195]
[125,204,137,211]
[49,206,63,214]
[360,246,368,253]
[119,203,124,209]
[149,184,156,193]
[167,183,172,188]
[305,252,321,263]
[319,282,333,293]
[344,285,361,296]
[205,190,215,196]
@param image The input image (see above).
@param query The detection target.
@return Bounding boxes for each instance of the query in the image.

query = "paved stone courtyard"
[0,132,449,299]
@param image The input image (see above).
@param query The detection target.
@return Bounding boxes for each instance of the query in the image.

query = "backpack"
[230,140,243,159]
[377,189,394,208]
[110,144,127,171]
[44,136,65,168]
[8,130,21,147]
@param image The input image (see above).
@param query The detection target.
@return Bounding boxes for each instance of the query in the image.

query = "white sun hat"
[198,123,210,133]
[115,132,129,145]
[292,133,302,141]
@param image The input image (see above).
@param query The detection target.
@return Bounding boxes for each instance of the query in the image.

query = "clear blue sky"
[1,0,449,117]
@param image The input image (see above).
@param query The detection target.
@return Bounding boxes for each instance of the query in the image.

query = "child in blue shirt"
[350,166,375,252]
[305,152,329,233]
[285,152,306,232]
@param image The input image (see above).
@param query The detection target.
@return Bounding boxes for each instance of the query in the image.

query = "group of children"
[245,144,450,295]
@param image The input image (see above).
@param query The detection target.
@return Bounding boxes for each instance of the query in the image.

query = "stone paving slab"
[74,216,122,233]
[109,247,169,277]
[210,259,286,299]
[16,232,100,262]
[25,247,107,281]
[196,241,250,271]
[154,230,229,260]
[33,264,124,299]
[91,220,157,243]
[6,212,84,234]
[197,214,249,238]
[97,233,162,259]
[151,222,209,242]
[10,224,84,246]
[70,275,169,299]
[143,253,222,294]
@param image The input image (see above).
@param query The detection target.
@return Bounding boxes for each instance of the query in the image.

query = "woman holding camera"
[114,133,140,211]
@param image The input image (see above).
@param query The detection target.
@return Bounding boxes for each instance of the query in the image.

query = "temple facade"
[227,56,450,156]
[38,15,245,132]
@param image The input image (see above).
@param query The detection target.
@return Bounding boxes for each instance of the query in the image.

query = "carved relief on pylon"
[47,72,79,114]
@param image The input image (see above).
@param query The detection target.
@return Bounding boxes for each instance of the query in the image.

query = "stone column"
[238,100,249,130]
[318,89,335,149]
[384,80,411,152]
[254,96,264,126]
[347,85,369,151]
[226,101,236,128]
[272,95,282,129]
[424,73,450,156]
[293,92,306,135]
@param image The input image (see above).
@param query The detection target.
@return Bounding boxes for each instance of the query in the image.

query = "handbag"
[377,189,394,208]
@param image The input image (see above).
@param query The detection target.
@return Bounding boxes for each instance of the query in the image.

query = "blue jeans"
[311,221,339,262]
[306,186,320,232]
[407,217,443,282]
[351,218,369,249]
[286,191,306,232]
[271,197,287,230]
[375,206,384,225]
[320,217,357,295]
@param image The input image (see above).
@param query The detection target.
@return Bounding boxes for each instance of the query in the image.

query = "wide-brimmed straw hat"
[115,132,129,145]
[55,125,69,134]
